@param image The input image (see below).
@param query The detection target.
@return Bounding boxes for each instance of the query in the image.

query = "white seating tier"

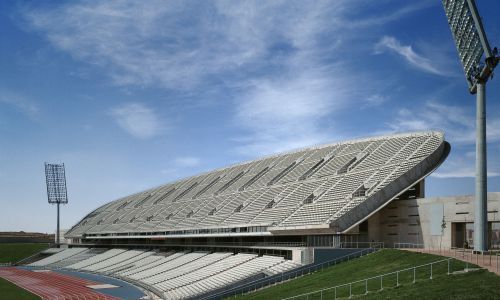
[28,248,88,267]
[67,132,443,237]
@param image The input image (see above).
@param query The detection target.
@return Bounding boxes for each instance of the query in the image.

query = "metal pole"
[474,82,488,253]
[57,202,60,246]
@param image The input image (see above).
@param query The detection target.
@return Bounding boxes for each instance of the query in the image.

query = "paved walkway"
[400,248,500,275]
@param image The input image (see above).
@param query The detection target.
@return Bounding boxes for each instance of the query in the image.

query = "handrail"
[281,257,457,300]
[74,241,307,248]
[394,242,424,249]
[199,247,379,300]
[394,245,500,274]
[340,241,384,249]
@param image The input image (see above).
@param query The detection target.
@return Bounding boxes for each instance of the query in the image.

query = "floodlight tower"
[44,163,68,246]
[442,0,499,252]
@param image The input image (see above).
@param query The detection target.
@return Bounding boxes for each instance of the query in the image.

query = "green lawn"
[0,277,40,300]
[0,243,48,299]
[0,243,49,264]
[233,249,500,300]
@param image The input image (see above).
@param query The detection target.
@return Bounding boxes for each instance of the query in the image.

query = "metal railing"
[77,241,307,249]
[339,242,384,249]
[281,257,458,300]
[393,242,424,249]
[393,244,500,273]
[0,263,12,267]
[457,249,500,272]
[200,247,379,300]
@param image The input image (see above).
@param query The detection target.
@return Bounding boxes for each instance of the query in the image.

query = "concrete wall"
[416,192,500,249]
[366,192,500,248]
[367,197,423,247]
[312,248,363,264]
[294,248,314,264]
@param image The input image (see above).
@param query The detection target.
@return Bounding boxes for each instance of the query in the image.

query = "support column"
[474,82,488,252]
[57,202,60,246]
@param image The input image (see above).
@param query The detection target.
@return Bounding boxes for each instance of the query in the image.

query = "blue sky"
[1,0,499,233]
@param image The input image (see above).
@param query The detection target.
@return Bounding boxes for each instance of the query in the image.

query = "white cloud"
[0,90,39,117]
[20,1,433,156]
[432,154,500,178]
[386,100,500,145]
[110,103,165,139]
[23,1,317,90]
[363,94,388,107]
[21,1,430,91]
[335,1,435,29]
[383,99,500,179]
[233,67,351,156]
[374,36,448,76]
[174,157,201,167]
[432,168,500,178]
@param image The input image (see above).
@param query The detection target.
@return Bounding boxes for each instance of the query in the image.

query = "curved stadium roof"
[66,131,449,239]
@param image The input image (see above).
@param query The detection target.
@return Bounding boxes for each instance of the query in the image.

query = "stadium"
[66,131,449,250]
[2,130,498,299]
[2,0,500,299]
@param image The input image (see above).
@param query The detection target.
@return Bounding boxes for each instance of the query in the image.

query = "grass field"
[0,243,47,299]
[0,243,49,264]
[233,249,500,300]
[0,277,40,300]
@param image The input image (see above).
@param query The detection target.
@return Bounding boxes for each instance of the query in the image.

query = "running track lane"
[0,267,121,300]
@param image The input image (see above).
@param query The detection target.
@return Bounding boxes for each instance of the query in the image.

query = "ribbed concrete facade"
[66,131,449,245]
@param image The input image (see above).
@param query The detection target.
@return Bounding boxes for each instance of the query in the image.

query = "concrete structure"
[56,130,500,299]
[65,131,451,250]
[368,192,500,249]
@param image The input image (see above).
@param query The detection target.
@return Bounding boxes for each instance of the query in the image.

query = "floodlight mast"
[44,163,68,247]
[442,0,499,252]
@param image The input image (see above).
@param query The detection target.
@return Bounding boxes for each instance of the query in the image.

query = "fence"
[393,242,424,249]
[281,257,460,300]
[339,242,384,249]
[457,249,500,273]
[200,247,379,300]
[0,263,12,267]
[394,243,500,274]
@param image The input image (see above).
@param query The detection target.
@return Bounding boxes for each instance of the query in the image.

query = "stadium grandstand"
[66,131,449,247]
[22,131,462,299]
